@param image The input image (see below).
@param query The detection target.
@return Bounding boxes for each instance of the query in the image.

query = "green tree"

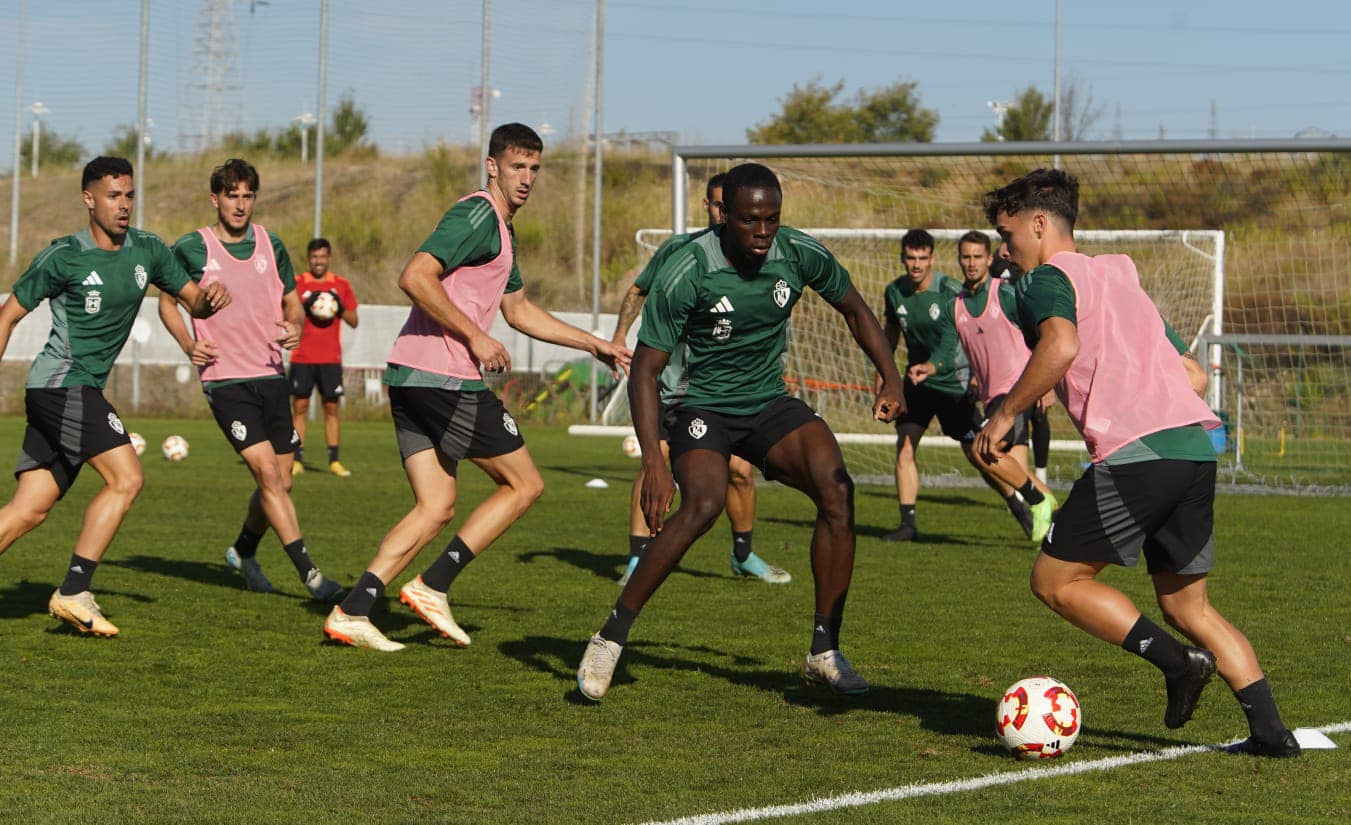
[103,123,161,160]
[748,77,937,144]
[20,127,85,170]
[327,92,374,156]
[983,87,1053,142]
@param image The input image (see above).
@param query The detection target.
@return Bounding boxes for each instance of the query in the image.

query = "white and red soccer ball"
[996,676,1081,760]
[161,435,190,462]
[621,434,642,459]
[309,291,340,322]
[128,432,147,456]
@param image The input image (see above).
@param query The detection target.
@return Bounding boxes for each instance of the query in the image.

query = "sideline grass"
[0,419,1345,823]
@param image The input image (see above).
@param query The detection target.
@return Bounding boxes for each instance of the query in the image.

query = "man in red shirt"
[289,238,359,476]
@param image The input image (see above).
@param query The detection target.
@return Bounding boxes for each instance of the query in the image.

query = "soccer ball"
[621,434,642,458]
[995,676,1081,760]
[161,435,190,462]
[309,291,340,322]
[128,432,146,456]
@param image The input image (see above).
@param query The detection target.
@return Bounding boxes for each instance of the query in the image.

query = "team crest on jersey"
[253,257,268,274]
[502,412,519,436]
[773,279,791,308]
[107,412,124,435]
[712,318,732,342]
[230,420,247,442]
[134,264,147,290]
[85,290,102,314]
[688,418,707,439]
[928,303,941,321]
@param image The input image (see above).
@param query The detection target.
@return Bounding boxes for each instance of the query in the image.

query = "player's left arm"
[1159,314,1207,396]
[163,236,229,318]
[828,287,905,422]
[499,288,630,377]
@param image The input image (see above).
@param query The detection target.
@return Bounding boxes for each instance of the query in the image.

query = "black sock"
[295,445,305,463]
[421,535,474,593]
[232,526,264,560]
[340,571,386,618]
[900,504,917,528]
[732,530,753,563]
[59,554,99,596]
[811,613,841,655]
[282,538,316,579]
[1121,615,1189,677]
[627,535,648,561]
[1016,479,1045,505]
[1235,678,1288,742]
[599,601,640,645]
[328,444,340,463]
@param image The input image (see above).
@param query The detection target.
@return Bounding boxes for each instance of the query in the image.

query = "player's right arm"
[0,241,67,360]
[0,295,32,363]
[611,285,646,348]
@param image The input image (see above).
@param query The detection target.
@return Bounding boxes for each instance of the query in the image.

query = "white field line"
[638,721,1351,825]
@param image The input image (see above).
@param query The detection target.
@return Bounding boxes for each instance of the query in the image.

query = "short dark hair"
[210,158,260,195]
[983,168,1079,230]
[900,228,934,253]
[488,123,543,159]
[958,230,991,252]
[82,156,133,190]
[721,163,780,211]
[307,237,331,254]
[705,173,727,201]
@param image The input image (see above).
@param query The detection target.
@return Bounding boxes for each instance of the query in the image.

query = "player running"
[881,230,1033,542]
[160,158,345,602]
[0,156,229,636]
[977,168,1299,757]
[323,123,629,652]
[610,173,789,586]
[908,230,1056,543]
[577,162,905,701]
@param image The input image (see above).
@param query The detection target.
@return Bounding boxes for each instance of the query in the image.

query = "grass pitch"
[0,418,1345,823]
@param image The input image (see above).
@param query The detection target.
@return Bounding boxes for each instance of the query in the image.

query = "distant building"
[1294,127,1336,139]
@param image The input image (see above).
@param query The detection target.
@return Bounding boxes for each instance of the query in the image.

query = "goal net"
[589,141,1351,493]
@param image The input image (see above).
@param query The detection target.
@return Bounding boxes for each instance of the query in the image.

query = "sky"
[0,0,1349,167]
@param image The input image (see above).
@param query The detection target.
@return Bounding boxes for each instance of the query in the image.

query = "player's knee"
[683,490,726,530]
[513,473,545,510]
[108,469,144,503]
[815,466,854,523]
[1029,568,1060,609]
[11,504,50,533]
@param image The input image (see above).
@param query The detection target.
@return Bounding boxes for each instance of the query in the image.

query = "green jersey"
[1015,264,1214,463]
[634,229,712,403]
[639,226,851,416]
[385,195,524,391]
[171,224,296,292]
[883,271,968,397]
[12,228,190,389]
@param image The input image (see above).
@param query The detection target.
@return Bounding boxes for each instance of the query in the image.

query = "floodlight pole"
[135,0,149,227]
[589,0,605,421]
[313,0,328,237]
[478,0,491,189]
[1052,0,1062,168]
[9,0,24,265]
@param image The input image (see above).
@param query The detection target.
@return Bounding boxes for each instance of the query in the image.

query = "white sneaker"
[323,606,405,652]
[48,589,119,637]
[304,568,345,603]
[225,546,274,593]
[399,576,471,645]
[804,649,870,695]
[577,634,624,701]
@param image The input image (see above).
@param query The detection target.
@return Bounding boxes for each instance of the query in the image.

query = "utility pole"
[27,101,47,178]
[478,0,492,188]
[1052,0,1062,168]
[295,112,316,163]
[9,0,25,265]
[135,0,149,227]
[313,0,328,237]
[589,0,605,421]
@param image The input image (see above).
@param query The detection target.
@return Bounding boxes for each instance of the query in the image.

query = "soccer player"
[289,237,359,477]
[977,168,1299,757]
[610,173,790,586]
[576,162,905,701]
[909,231,1056,543]
[0,156,228,636]
[323,123,629,652]
[159,158,344,602]
[882,229,1031,542]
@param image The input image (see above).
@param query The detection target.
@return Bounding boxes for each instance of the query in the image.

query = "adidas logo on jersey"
[83,271,103,286]
[1138,638,1153,654]
[709,296,735,313]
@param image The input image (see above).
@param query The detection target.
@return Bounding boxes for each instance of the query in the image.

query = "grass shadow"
[516,547,721,582]
[0,579,57,620]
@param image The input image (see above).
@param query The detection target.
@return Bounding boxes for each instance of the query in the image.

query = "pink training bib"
[954,281,1031,407]
[192,223,284,382]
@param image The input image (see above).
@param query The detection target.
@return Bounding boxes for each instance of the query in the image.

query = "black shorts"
[898,380,982,443]
[1043,459,1217,575]
[16,387,131,496]
[666,396,821,479]
[389,386,525,462]
[204,378,299,455]
[655,402,679,442]
[289,362,345,402]
[983,394,1030,447]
